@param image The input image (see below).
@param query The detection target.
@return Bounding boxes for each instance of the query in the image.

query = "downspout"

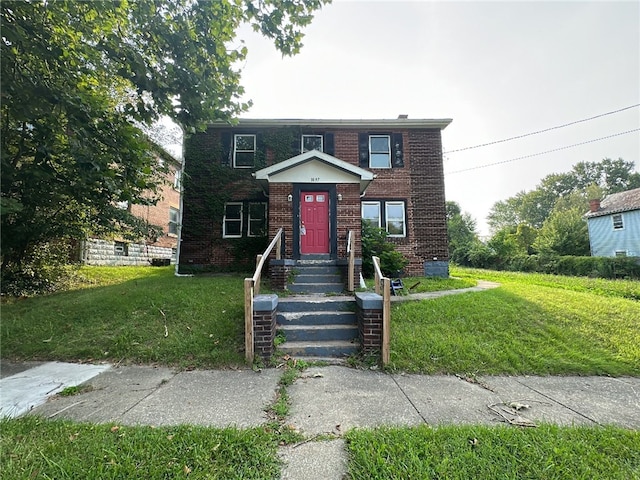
[174,125,192,277]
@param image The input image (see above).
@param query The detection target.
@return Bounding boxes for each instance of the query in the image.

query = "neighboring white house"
[584,187,640,257]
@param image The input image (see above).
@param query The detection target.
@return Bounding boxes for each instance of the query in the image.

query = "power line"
[443,104,640,154]
[445,128,640,175]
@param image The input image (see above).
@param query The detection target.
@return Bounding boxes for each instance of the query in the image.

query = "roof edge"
[212,118,453,130]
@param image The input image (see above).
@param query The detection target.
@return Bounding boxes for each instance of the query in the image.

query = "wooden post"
[348,245,355,292]
[382,277,391,365]
[244,278,254,364]
[276,235,281,260]
[254,254,263,295]
[373,256,381,295]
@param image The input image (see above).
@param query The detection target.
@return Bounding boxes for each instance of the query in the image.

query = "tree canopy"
[487,158,640,233]
[1,0,327,273]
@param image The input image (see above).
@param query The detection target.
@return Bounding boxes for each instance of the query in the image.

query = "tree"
[533,193,590,256]
[1,0,327,279]
[487,158,640,233]
[446,201,478,263]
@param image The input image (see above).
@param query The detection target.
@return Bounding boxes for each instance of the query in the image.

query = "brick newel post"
[253,294,278,361]
[355,292,384,357]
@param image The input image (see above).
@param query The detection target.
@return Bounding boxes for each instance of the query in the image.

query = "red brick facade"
[178,119,451,277]
[129,164,181,250]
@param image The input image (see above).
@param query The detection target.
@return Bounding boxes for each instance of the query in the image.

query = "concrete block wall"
[82,239,175,266]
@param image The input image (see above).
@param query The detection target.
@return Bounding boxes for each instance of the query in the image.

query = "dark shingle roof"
[584,187,640,218]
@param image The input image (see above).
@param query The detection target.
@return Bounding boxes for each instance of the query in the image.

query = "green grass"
[389,267,640,375]
[4,265,639,376]
[346,424,640,479]
[1,266,246,369]
[0,416,281,479]
[362,275,475,293]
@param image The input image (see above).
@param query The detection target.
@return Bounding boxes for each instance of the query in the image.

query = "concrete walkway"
[2,360,639,479]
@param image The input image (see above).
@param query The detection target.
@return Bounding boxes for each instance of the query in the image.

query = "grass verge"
[1,416,281,479]
[1,267,246,369]
[389,267,640,375]
[346,424,640,480]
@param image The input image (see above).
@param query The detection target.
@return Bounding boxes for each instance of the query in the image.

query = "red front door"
[300,191,330,254]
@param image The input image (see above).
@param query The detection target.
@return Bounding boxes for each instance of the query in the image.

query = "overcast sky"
[233,0,639,235]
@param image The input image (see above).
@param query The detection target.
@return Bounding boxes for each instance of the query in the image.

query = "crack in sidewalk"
[514,378,601,426]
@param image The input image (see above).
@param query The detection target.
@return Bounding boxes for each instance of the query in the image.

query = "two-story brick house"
[177,117,452,281]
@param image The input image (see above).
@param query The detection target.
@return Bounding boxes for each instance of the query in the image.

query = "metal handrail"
[372,255,390,365]
[244,228,283,363]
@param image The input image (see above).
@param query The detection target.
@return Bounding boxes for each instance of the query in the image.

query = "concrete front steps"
[287,257,344,295]
[278,258,359,359]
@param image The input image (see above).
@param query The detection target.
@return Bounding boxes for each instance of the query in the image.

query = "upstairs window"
[173,169,182,190]
[233,134,256,168]
[169,207,179,235]
[612,214,624,230]
[248,202,267,237]
[223,203,243,238]
[301,135,323,153]
[369,135,391,168]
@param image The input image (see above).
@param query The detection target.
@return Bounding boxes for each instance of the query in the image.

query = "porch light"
[338,194,343,201]
[287,194,292,202]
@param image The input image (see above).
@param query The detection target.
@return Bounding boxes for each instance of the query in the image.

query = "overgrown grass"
[1,267,246,369]
[0,416,281,479]
[346,424,640,479]
[389,267,640,375]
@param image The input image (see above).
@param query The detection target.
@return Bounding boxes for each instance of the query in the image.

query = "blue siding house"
[584,187,640,257]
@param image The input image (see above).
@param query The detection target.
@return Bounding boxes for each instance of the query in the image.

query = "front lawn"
[3,265,638,375]
[1,417,281,480]
[1,267,246,369]
[346,424,640,479]
[389,267,640,375]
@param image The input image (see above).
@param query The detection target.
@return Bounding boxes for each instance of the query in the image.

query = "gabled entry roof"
[253,150,375,194]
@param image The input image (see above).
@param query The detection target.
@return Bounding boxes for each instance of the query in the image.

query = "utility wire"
[443,104,640,154]
[445,128,640,175]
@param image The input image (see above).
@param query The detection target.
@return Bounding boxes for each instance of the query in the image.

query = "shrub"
[361,222,408,277]
[1,239,79,296]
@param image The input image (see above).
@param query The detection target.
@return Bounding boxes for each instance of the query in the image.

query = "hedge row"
[506,255,640,279]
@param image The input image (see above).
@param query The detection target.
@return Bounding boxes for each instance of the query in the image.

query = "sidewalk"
[2,360,639,479]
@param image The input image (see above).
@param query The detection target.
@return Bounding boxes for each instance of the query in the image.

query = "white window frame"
[173,169,182,190]
[223,202,243,238]
[369,135,391,168]
[301,134,323,153]
[361,201,382,228]
[385,201,406,237]
[612,213,624,230]
[233,134,256,169]
[247,202,267,237]
[168,207,179,236]
[615,250,628,257]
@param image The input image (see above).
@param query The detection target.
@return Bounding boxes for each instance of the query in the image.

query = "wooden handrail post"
[373,255,381,294]
[381,277,391,365]
[348,234,355,292]
[254,254,263,295]
[244,278,254,364]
